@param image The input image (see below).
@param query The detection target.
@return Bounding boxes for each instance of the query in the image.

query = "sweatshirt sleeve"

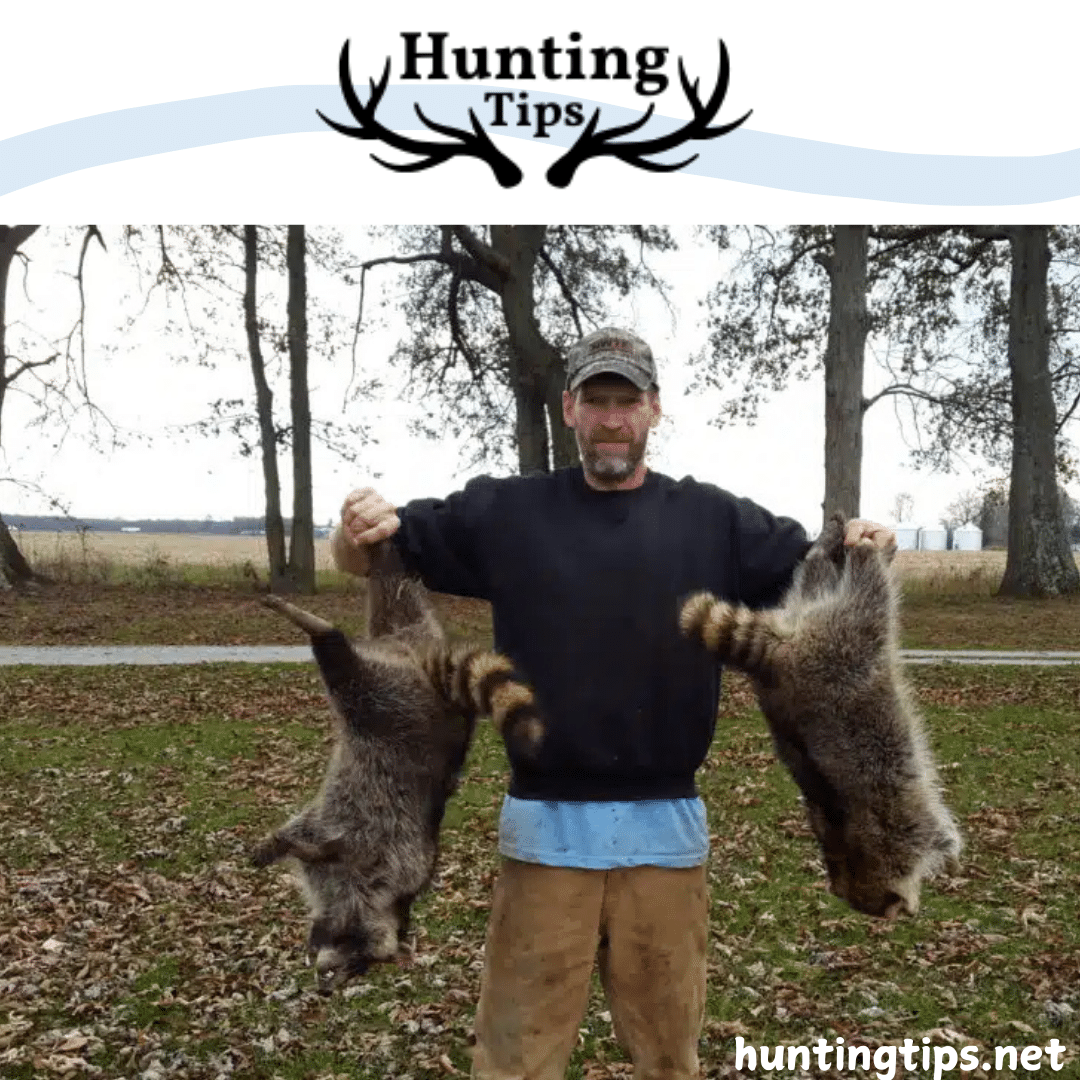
[391,475,500,600]
[732,495,812,609]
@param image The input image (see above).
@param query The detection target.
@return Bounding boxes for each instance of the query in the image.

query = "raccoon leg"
[679,593,783,679]
[251,820,348,867]
[793,547,842,603]
[262,594,337,635]
[817,513,849,563]
[838,542,895,645]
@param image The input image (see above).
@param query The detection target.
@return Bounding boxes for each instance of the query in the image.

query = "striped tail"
[422,649,545,756]
[679,592,784,677]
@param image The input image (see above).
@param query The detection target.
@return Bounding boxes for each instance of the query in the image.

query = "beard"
[578,431,649,484]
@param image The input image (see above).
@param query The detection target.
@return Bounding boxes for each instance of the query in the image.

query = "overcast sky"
[1,225,1039,536]
[3,3,1078,534]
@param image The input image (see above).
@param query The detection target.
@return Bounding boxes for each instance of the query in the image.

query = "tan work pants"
[471,858,708,1080]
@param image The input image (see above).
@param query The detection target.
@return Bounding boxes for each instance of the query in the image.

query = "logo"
[317,33,752,188]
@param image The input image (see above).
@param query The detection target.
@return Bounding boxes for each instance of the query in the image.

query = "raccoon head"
[808,803,924,919]
[307,906,406,994]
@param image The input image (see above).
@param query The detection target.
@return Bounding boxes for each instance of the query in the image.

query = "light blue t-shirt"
[498,794,709,869]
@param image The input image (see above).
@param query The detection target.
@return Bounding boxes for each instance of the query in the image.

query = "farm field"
[13,530,341,574]
[2,533,1079,651]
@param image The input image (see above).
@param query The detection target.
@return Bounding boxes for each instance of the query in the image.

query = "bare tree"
[357,225,675,475]
[0,226,42,586]
[286,224,315,593]
[821,226,869,519]
[891,492,915,523]
[994,226,1078,596]
[0,225,108,587]
[126,225,375,590]
[940,489,983,532]
[698,224,1080,595]
[242,225,287,587]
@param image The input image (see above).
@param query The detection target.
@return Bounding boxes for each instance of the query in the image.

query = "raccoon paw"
[817,513,848,562]
[251,835,284,867]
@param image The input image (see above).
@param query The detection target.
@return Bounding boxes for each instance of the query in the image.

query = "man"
[332,327,896,1080]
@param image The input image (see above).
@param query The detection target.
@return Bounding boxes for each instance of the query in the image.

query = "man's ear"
[649,394,662,428]
[562,389,576,428]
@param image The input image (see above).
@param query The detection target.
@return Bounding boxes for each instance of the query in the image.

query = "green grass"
[1,663,1078,1078]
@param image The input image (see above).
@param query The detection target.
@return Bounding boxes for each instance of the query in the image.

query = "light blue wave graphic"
[1,84,1077,204]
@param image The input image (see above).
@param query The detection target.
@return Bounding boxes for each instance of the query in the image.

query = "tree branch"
[538,245,585,338]
[451,225,511,280]
[862,382,949,412]
[1057,385,1080,432]
[359,248,504,292]
[4,352,59,388]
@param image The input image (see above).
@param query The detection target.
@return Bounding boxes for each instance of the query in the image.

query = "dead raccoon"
[680,514,961,918]
[253,542,544,992]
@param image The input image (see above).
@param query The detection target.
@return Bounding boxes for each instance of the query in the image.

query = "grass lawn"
[2,662,1078,1079]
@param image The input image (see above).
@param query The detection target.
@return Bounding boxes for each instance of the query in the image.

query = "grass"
[1,663,1078,1079]
[2,538,1079,1076]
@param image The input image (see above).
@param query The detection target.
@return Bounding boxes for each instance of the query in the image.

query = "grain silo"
[952,522,983,551]
[919,526,948,551]
[895,522,921,550]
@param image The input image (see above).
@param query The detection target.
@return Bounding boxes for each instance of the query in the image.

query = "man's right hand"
[331,487,400,575]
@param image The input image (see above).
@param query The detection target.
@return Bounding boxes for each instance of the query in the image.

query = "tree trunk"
[0,225,44,588]
[821,225,869,525]
[286,225,316,594]
[243,225,288,588]
[547,369,580,468]
[998,226,1080,597]
[491,226,564,474]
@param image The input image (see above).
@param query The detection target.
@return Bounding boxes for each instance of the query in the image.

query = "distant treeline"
[10,516,331,536]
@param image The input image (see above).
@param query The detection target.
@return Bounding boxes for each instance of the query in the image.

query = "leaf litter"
[1,661,1078,1078]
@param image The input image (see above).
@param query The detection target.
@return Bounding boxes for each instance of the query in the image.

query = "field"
[14,530,342,576]
[1,535,1079,1078]
[16,529,1069,585]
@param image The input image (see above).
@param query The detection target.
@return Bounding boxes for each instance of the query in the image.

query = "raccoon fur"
[680,514,961,919]
[253,542,544,992]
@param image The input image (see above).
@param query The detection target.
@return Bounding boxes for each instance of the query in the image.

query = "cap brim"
[567,356,654,392]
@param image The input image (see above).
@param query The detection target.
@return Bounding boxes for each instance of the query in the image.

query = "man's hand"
[331,487,400,576]
[844,518,898,560]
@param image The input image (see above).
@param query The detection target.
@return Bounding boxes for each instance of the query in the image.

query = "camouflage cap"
[565,327,658,392]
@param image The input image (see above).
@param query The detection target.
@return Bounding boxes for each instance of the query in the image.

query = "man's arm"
[331,487,400,577]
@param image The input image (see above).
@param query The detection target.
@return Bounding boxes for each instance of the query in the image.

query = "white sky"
[1,226,1038,536]
[2,3,1078,534]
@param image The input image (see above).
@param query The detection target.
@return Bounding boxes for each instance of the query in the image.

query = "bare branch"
[538,246,585,338]
[451,226,510,280]
[5,352,59,387]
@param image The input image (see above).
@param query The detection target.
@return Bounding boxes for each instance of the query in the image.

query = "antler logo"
[318,36,751,189]
[317,42,523,188]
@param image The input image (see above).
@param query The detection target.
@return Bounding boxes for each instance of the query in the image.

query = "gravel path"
[1,646,1079,666]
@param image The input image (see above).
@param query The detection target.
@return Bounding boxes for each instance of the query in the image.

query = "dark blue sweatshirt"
[393,467,809,802]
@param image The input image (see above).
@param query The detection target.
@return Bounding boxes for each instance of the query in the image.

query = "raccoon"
[680,514,961,918]
[253,542,544,992]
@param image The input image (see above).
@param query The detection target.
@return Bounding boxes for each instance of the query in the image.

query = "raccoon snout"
[314,946,372,994]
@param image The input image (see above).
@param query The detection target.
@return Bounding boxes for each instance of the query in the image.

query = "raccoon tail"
[422,648,545,756]
[679,592,783,677]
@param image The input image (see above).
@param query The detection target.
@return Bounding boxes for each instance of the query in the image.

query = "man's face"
[562,374,662,486]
